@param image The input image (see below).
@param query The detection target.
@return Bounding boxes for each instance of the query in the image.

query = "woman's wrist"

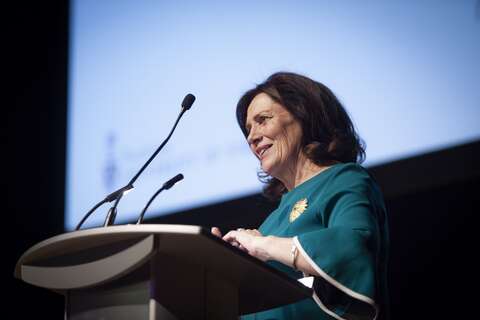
[254,235,274,261]
[260,236,295,265]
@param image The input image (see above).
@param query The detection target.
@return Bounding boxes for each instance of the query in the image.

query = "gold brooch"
[289,198,308,223]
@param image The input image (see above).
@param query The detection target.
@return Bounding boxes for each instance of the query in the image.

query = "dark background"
[8,2,479,319]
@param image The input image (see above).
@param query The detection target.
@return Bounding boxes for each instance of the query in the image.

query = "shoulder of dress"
[322,163,380,195]
[328,163,371,180]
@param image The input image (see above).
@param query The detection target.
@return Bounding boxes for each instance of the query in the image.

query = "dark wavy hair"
[236,72,365,200]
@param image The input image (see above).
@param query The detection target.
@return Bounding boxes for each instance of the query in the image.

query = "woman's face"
[245,93,303,178]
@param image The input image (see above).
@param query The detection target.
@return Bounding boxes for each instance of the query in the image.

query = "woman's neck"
[277,154,331,191]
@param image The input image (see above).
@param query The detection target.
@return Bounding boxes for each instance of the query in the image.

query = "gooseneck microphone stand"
[75,94,196,230]
[136,173,184,224]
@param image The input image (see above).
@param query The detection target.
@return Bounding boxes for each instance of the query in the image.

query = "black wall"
[9,2,68,319]
[8,2,479,318]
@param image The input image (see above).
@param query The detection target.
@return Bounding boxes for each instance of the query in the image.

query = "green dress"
[242,163,389,320]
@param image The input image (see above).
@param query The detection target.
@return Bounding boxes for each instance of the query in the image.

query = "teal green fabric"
[241,163,389,320]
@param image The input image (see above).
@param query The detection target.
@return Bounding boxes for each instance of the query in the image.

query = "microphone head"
[171,173,184,184]
[163,173,184,190]
[181,94,196,110]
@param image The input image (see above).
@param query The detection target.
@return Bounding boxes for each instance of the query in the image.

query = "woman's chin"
[260,162,272,175]
[260,161,277,177]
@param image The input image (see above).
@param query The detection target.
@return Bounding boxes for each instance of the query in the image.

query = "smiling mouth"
[259,145,273,159]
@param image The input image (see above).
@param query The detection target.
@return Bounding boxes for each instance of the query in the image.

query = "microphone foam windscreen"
[181,93,196,110]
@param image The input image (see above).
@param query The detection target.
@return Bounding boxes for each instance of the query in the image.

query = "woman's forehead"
[246,93,279,120]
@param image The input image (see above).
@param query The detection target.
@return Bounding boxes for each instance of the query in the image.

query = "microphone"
[75,94,196,231]
[136,173,184,224]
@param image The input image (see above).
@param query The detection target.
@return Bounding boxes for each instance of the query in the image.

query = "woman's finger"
[211,227,222,238]
[223,230,238,242]
[238,244,248,252]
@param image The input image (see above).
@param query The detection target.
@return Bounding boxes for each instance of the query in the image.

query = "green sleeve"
[296,171,381,319]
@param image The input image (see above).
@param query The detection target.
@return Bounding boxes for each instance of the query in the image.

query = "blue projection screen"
[66,0,480,230]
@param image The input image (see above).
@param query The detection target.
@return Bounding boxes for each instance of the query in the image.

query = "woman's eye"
[258,115,271,124]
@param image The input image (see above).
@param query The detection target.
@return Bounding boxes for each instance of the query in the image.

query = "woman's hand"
[222,228,270,261]
[212,227,318,275]
[211,226,246,252]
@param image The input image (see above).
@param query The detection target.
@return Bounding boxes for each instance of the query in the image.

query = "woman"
[212,72,389,320]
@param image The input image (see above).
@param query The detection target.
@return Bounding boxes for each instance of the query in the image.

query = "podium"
[14,224,311,319]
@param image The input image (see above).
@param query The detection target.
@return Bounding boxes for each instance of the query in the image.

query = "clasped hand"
[211,227,270,261]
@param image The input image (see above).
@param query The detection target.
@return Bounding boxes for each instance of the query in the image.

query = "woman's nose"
[247,127,262,146]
